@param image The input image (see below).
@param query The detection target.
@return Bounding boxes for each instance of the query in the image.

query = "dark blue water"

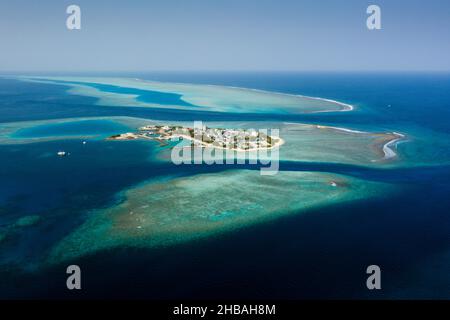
[0,73,449,299]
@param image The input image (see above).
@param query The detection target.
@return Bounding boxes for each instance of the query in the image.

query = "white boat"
[57,151,67,156]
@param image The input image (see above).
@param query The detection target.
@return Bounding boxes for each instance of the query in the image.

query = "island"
[107,124,284,151]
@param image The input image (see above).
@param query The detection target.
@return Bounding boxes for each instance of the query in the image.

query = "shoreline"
[382,132,406,160]
[108,131,285,152]
[372,132,406,161]
[171,133,285,152]
[315,124,406,160]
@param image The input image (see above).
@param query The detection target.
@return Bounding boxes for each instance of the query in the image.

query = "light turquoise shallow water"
[11,119,131,139]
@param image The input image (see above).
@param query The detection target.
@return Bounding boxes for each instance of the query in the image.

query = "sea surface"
[0,72,449,299]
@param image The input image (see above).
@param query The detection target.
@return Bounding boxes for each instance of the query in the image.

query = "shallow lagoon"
[23,76,352,114]
[12,119,130,139]
[0,116,406,167]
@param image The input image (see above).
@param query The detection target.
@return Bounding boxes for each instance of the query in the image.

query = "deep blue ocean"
[0,72,449,299]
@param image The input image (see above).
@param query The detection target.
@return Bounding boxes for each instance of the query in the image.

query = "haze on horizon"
[0,0,449,72]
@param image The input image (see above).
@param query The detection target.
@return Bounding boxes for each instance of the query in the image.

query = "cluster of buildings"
[138,125,274,150]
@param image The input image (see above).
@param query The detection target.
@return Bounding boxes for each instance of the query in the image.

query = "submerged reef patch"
[48,170,393,264]
[14,215,41,228]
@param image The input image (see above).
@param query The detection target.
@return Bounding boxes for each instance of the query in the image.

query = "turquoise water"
[11,119,131,138]
[0,73,449,299]
[45,80,199,108]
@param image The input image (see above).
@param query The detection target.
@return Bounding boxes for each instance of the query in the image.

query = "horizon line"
[1,69,450,75]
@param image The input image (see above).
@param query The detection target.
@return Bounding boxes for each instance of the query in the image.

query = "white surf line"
[127,77,356,112]
[225,86,354,112]
[322,126,406,159]
[382,132,406,160]
[281,122,368,134]
[285,122,407,161]
[315,125,366,134]
[296,95,354,111]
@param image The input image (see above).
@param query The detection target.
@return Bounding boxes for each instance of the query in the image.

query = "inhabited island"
[107,124,284,151]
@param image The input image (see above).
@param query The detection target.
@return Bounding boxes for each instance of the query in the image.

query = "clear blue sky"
[0,0,449,72]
